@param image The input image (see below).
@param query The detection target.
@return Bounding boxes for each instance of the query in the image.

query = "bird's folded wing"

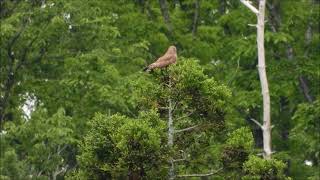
[152,61,169,68]
[155,54,173,63]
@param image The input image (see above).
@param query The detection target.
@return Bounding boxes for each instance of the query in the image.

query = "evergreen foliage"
[1,0,319,179]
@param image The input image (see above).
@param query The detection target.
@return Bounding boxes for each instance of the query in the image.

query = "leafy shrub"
[242,156,290,180]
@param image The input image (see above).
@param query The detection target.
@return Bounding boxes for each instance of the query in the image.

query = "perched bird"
[143,46,177,72]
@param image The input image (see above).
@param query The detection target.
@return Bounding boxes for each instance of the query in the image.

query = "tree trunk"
[159,0,173,33]
[218,0,226,14]
[256,0,272,160]
[267,0,314,103]
[168,98,174,147]
[128,171,141,180]
[298,18,314,103]
[168,77,174,179]
[192,0,200,36]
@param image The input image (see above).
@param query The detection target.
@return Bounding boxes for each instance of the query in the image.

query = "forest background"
[0,0,319,179]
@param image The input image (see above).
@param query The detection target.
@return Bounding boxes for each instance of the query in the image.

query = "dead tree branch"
[250,118,262,128]
[240,0,259,14]
[175,125,200,133]
[176,168,222,178]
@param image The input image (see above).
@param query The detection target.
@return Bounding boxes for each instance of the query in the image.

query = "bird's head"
[168,45,177,54]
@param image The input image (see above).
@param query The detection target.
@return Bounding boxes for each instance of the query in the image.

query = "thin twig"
[175,124,200,133]
[37,170,43,177]
[172,158,186,163]
[171,100,178,114]
[227,58,240,86]
[53,164,69,179]
[57,145,68,155]
[175,111,195,121]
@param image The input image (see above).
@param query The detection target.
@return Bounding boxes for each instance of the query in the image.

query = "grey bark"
[240,0,272,159]
[168,98,174,147]
[159,0,173,33]
[167,78,174,179]
[52,145,69,180]
[299,76,314,103]
[267,0,314,103]
[192,0,200,36]
[176,168,222,178]
[299,19,314,103]
[218,0,226,14]
[52,165,68,180]
[0,25,26,127]
[256,0,272,160]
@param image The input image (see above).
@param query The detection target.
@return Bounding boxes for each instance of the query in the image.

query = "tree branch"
[227,58,240,86]
[175,124,199,133]
[56,164,69,175]
[57,145,68,155]
[298,16,314,103]
[250,118,262,128]
[240,0,259,14]
[248,23,257,27]
[175,111,195,121]
[172,158,186,163]
[53,164,69,180]
[0,22,28,126]
[171,101,178,112]
[7,26,26,58]
[176,168,222,178]
[299,76,314,103]
[37,170,43,177]
[15,36,40,71]
[167,77,174,179]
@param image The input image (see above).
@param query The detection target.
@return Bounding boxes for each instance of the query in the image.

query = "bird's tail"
[143,66,149,71]
[143,66,152,72]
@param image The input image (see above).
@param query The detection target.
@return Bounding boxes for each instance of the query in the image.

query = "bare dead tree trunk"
[240,0,272,159]
[159,0,173,33]
[257,0,272,160]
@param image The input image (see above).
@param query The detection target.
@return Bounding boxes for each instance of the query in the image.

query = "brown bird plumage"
[143,46,177,72]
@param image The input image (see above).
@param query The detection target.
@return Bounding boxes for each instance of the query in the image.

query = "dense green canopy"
[1,0,319,179]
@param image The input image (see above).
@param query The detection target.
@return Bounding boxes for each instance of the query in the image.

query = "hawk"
[143,46,177,72]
